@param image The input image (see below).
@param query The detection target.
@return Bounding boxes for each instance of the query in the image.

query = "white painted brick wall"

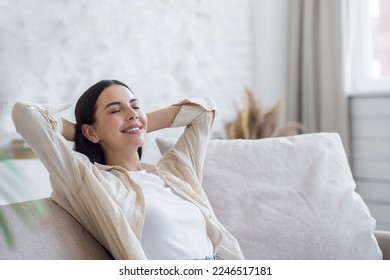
[0,0,253,162]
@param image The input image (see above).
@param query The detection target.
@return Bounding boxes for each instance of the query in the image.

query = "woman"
[12,79,244,260]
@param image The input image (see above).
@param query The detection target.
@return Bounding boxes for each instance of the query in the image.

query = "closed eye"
[131,100,141,110]
[105,99,140,113]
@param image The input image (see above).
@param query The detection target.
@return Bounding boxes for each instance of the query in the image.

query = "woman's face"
[83,84,147,155]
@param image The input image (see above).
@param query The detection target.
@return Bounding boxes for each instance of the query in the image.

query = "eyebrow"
[104,98,138,110]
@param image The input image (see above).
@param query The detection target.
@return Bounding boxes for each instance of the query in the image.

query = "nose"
[127,107,138,120]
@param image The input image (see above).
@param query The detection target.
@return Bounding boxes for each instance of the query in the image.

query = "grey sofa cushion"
[0,198,112,260]
[156,133,383,259]
[374,231,390,260]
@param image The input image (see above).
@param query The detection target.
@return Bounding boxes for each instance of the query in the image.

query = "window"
[369,0,390,79]
[347,0,390,94]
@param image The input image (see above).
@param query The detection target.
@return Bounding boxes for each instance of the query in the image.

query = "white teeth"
[123,127,141,133]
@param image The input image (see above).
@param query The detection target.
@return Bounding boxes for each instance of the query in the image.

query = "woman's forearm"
[146,105,181,133]
[62,118,76,142]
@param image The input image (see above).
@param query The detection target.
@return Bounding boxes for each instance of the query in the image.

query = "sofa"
[0,133,389,259]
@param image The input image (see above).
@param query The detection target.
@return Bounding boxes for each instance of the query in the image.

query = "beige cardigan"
[12,97,244,260]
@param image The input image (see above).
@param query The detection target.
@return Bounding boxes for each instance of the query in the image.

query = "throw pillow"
[155,133,383,259]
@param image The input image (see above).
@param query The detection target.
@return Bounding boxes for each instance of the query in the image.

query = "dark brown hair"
[74,79,142,164]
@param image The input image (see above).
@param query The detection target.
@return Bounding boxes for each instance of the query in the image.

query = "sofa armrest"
[374,231,390,260]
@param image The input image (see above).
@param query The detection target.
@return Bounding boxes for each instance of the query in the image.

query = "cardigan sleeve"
[12,101,85,196]
[159,97,216,183]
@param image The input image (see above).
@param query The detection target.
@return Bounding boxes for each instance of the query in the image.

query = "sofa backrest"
[0,198,112,260]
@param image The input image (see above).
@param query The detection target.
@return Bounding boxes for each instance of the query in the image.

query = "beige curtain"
[287,0,350,159]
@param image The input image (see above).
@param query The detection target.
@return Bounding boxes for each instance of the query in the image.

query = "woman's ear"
[82,124,100,143]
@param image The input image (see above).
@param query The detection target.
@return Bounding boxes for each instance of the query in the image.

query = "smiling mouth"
[122,127,142,133]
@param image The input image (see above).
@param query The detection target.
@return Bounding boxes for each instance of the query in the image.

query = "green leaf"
[0,210,14,246]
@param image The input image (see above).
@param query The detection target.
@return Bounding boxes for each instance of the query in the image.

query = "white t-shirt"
[129,170,213,260]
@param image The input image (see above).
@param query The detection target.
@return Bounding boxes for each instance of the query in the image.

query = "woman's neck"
[105,149,143,171]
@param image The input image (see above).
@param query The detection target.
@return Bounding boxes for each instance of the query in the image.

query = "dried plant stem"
[226,87,304,139]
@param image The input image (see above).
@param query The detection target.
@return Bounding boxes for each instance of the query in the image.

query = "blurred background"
[0,0,389,230]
